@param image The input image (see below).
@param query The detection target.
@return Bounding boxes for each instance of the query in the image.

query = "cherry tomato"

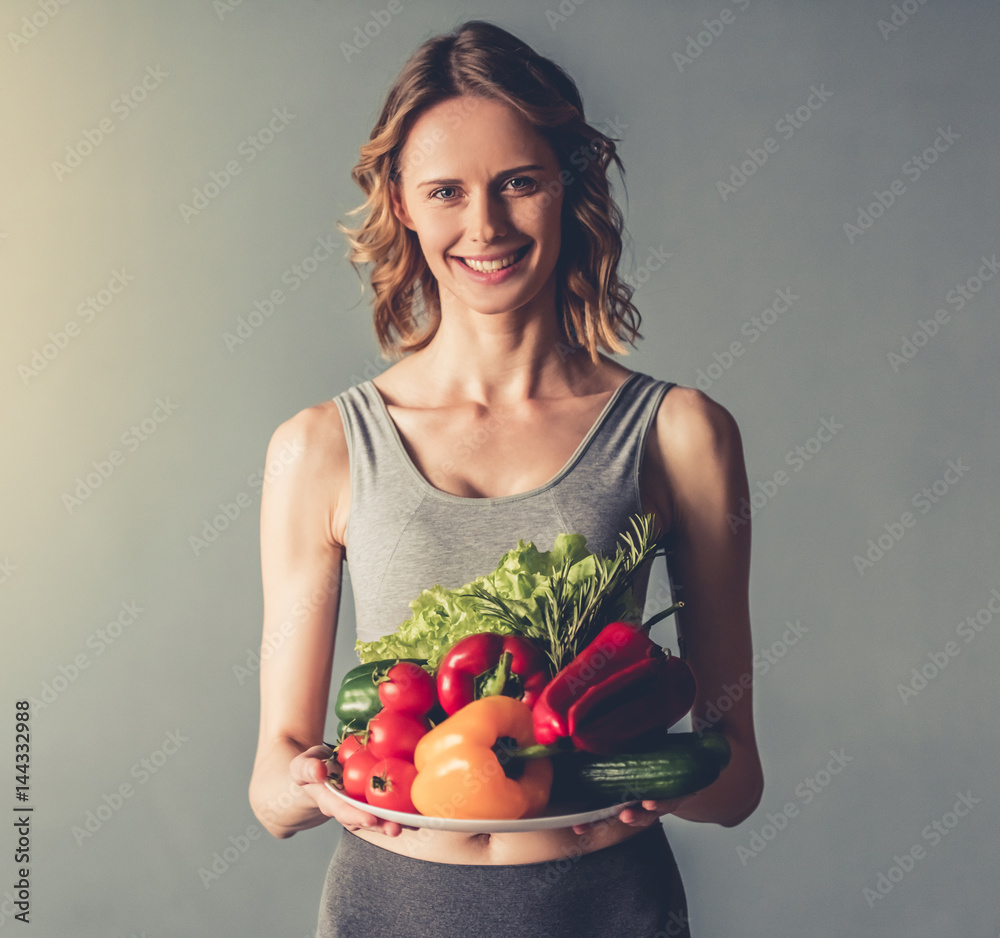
[366,709,430,762]
[365,757,418,813]
[378,662,437,715]
[341,747,379,801]
[337,734,365,766]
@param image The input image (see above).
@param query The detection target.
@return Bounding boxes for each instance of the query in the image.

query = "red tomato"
[337,734,365,766]
[378,662,437,715]
[341,747,379,801]
[365,758,418,813]
[367,709,430,761]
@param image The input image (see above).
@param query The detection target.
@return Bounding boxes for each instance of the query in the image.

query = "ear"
[390,179,416,231]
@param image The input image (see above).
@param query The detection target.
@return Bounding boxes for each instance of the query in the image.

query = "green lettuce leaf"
[355,533,640,669]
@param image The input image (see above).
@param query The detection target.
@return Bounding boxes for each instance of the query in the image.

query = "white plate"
[325,780,636,832]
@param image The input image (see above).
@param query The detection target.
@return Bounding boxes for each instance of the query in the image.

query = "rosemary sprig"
[464,513,662,672]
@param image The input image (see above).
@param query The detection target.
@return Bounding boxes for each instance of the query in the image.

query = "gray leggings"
[315,824,690,938]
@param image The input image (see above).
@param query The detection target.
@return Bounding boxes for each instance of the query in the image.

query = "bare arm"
[623,386,764,829]
[248,405,405,838]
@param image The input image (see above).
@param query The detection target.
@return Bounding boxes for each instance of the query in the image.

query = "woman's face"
[390,95,565,321]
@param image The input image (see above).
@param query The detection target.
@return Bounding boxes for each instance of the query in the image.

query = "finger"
[643,797,687,814]
[346,808,380,829]
[302,743,336,762]
[290,749,326,781]
[619,806,656,826]
[292,758,328,787]
[314,757,335,783]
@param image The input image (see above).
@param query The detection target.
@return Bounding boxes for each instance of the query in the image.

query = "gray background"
[2,1,998,936]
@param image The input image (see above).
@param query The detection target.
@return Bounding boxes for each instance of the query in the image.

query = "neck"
[414,278,596,406]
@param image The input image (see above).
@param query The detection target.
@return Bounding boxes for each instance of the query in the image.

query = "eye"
[429,186,459,201]
[504,176,537,194]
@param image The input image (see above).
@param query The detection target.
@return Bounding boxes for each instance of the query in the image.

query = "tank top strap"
[543,372,674,562]
[333,380,406,483]
[333,382,428,551]
[563,371,676,497]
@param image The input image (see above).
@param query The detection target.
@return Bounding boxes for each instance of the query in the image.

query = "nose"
[467,189,507,243]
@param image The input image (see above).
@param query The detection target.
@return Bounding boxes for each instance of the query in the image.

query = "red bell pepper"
[532,620,696,755]
[436,633,550,716]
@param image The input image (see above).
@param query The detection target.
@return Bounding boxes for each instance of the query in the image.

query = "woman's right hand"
[290,745,416,837]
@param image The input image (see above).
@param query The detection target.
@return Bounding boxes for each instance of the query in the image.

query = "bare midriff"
[351,816,647,865]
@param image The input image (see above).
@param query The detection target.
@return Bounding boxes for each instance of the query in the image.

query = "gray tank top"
[333,370,676,643]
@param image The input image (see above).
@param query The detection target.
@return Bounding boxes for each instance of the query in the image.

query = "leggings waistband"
[316,823,690,938]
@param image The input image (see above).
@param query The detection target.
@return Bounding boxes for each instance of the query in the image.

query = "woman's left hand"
[571,797,689,835]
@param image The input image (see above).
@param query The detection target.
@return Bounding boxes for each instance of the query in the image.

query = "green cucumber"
[549,731,731,806]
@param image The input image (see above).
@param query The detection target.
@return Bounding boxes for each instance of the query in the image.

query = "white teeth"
[462,249,521,272]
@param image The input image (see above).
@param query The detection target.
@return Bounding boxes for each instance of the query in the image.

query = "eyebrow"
[415,164,548,189]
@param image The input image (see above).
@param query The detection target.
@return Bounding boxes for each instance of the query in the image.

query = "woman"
[249,20,763,938]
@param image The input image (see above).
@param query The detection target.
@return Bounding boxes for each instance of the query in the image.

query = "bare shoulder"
[263,399,351,549]
[268,398,349,460]
[644,384,748,535]
[655,384,745,464]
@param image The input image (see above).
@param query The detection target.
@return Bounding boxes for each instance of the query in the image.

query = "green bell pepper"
[334,658,427,735]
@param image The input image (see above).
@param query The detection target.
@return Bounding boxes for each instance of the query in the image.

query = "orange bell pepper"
[410,696,553,820]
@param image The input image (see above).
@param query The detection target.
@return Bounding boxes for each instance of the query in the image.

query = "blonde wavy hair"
[339,20,642,362]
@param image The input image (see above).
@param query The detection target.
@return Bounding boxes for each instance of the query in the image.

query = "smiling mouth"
[456,245,531,272]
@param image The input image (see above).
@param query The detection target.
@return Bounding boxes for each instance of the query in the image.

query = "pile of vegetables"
[326,514,730,820]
